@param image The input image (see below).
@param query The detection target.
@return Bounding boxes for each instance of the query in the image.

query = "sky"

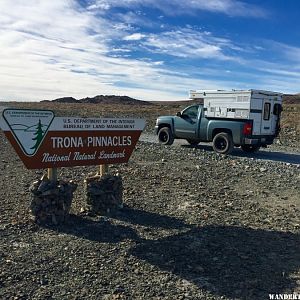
[1,0,300,101]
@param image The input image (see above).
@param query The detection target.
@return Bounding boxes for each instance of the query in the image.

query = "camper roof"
[189,89,282,98]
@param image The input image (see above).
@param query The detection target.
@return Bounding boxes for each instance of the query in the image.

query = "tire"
[186,139,200,146]
[158,127,174,145]
[241,145,260,153]
[212,132,233,154]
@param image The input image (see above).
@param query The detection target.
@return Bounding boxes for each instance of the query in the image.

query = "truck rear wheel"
[186,139,200,146]
[212,132,233,154]
[158,127,174,145]
[241,145,260,153]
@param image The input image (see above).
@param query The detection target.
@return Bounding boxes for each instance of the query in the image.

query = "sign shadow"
[113,205,190,229]
[43,214,140,244]
[40,206,190,244]
[130,225,300,299]
[38,210,300,299]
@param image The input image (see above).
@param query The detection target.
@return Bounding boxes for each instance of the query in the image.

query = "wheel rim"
[215,137,227,151]
[159,131,168,143]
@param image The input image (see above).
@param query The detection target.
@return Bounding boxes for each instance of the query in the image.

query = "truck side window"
[263,102,271,120]
[182,106,199,119]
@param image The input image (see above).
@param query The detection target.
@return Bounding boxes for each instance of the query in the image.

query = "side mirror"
[176,112,182,117]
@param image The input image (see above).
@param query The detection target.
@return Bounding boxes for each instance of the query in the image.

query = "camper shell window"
[263,102,271,120]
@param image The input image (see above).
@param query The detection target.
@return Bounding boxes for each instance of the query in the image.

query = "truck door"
[174,105,199,139]
[261,100,273,135]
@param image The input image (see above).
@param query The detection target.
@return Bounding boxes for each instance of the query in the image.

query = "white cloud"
[153,61,164,66]
[87,0,267,18]
[123,33,146,41]
[140,29,237,60]
[273,42,300,63]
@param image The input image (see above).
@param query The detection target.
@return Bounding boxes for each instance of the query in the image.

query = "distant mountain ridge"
[42,95,152,105]
[40,93,300,105]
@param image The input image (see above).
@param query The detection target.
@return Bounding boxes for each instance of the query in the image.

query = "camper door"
[261,100,273,135]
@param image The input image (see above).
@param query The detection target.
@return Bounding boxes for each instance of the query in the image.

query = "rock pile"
[85,174,123,214]
[29,175,77,225]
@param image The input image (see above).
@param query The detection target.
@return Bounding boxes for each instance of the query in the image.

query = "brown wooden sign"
[0,109,145,169]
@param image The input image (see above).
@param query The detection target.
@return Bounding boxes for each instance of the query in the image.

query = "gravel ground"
[0,127,300,300]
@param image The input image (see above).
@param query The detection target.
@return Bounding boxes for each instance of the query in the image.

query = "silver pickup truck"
[155,101,282,154]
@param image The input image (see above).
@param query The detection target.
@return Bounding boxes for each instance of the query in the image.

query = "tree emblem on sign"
[1,109,54,156]
[30,119,44,151]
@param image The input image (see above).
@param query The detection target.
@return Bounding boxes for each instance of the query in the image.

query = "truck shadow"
[129,225,300,299]
[182,144,300,164]
[231,149,300,164]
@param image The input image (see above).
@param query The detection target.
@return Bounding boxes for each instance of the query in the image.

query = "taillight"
[243,122,252,135]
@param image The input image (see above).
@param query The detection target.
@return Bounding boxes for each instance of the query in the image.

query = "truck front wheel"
[212,132,233,154]
[241,145,260,153]
[158,127,174,145]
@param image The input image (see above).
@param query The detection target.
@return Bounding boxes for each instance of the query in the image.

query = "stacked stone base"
[29,175,77,225]
[85,174,123,215]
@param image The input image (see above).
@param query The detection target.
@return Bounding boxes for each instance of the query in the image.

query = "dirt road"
[140,133,300,165]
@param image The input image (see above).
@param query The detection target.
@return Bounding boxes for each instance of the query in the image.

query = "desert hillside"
[42,95,152,106]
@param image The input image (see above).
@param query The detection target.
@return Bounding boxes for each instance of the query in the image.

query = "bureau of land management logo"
[2,109,55,156]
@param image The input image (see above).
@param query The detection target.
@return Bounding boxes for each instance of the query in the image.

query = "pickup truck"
[155,103,280,154]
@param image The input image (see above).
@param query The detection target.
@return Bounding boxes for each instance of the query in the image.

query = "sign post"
[99,164,108,177]
[48,168,58,182]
